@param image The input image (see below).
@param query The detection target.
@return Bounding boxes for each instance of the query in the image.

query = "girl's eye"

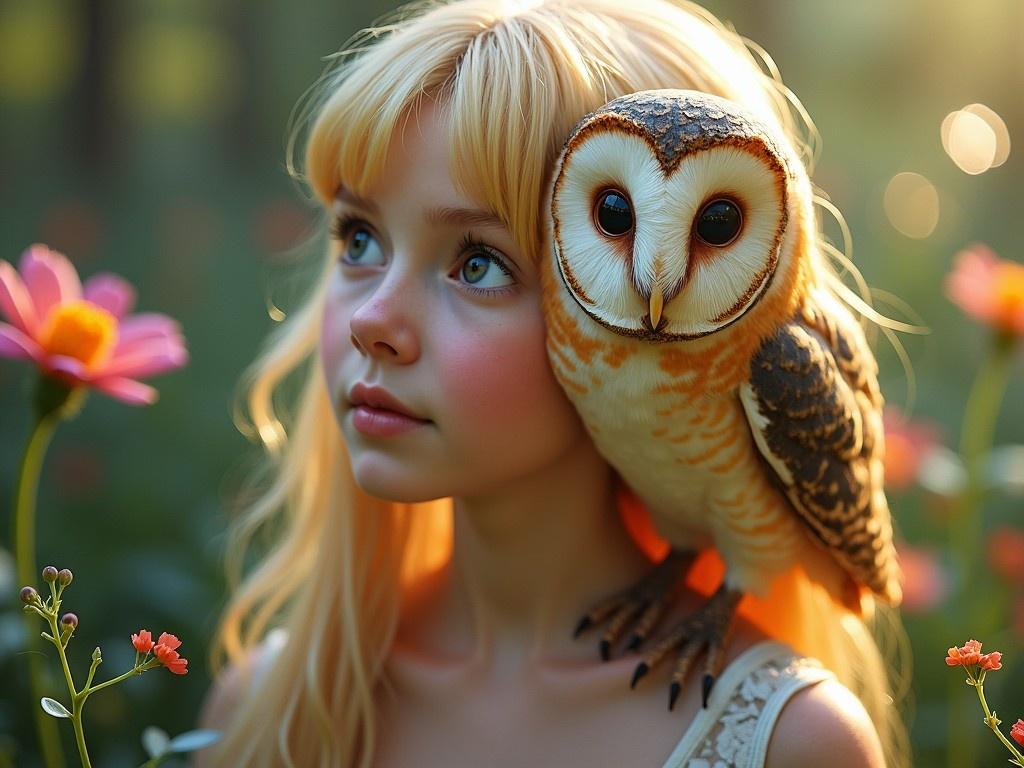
[331,214,517,296]
[333,217,385,266]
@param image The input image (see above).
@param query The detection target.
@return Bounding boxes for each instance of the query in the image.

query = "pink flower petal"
[102,342,188,379]
[83,273,136,319]
[19,245,82,327]
[115,313,182,351]
[0,322,45,361]
[90,376,158,405]
[0,260,40,337]
[43,355,91,384]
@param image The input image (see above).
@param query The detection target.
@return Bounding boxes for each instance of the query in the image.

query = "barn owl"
[541,89,902,710]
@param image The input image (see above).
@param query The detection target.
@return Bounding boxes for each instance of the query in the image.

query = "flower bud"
[57,569,73,587]
[92,646,102,663]
[20,586,38,604]
[42,566,58,583]
[60,613,78,629]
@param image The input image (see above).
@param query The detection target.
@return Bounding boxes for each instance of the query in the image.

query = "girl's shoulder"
[671,639,884,768]
[764,674,885,768]
[192,629,289,766]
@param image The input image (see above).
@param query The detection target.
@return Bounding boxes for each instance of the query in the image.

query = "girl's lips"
[351,404,431,437]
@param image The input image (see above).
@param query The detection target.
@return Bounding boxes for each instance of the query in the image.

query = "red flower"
[945,243,1024,336]
[153,632,188,675]
[946,639,984,666]
[131,629,154,654]
[979,651,1002,671]
[1011,719,1024,747]
[988,527,1024,583]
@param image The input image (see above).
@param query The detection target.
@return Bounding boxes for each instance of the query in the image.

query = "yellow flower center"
[993,263,1024,329]
[40,300,118,370]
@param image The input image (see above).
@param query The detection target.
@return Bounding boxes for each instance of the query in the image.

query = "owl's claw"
[626,582,743,711]
[572,549,694,661]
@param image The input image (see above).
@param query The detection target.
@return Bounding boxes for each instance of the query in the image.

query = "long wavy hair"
[204,1,911,765]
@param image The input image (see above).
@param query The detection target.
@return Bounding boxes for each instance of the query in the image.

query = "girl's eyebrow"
[335,187,507,231]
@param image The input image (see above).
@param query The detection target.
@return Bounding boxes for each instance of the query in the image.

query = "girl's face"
[320,100,589,503]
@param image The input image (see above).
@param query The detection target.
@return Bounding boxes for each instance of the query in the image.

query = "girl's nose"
[348,274,421,364]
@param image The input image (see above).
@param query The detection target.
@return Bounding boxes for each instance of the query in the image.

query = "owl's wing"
[738,295,901,604]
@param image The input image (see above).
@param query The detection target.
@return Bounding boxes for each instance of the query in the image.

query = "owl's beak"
[648,282,664,329]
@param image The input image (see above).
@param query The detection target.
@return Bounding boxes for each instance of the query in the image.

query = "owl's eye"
[695,198,743,247]
[593,189,633,237]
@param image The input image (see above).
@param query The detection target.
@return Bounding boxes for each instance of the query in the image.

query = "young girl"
[195,0,910,765]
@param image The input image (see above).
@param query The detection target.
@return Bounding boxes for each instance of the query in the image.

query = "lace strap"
[746,662,833,766]
[660,641,794,767]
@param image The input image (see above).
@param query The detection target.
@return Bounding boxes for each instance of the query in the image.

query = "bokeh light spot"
[941,107,1001,174]
[114,22,241,123]
[884,172,939,239]
[0,3,81,104]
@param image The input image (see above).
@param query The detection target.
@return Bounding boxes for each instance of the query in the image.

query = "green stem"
[946,332,1018,768]
[69,702,91,768]
[12,376,87,768]
[83,662,151,699]
[15,413,65,768]
[974,679,1024,762]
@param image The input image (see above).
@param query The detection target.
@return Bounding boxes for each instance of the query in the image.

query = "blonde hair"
[205,1,911,765]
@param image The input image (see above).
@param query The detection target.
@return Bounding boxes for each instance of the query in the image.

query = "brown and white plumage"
[541,90,901,706]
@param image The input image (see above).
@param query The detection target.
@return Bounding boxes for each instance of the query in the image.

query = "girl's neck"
[400,439,656,677]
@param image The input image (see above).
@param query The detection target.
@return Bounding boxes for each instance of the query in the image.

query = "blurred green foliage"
[0,1,1021,766]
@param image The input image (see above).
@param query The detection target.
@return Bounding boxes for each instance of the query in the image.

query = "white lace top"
[659,640,834,768]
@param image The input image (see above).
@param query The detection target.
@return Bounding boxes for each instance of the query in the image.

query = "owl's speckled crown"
[565,89,790,177]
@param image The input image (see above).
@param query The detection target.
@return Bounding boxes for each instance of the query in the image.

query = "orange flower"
[153,632,188,675]
[131,629,154,654]
[979,651,1002,671]
[882,407,941,490]
[946,638,984,666]
[945,243,1024,336]
[1011,719,1024,747]
[0,244,187,404]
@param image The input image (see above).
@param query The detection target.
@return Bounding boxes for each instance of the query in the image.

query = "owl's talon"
[701,673,715,708]
[630,661,649,689]
[572,549,694,660]
[668,680,682,711]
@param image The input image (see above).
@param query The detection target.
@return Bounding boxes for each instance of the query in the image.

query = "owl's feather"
[739,294,901,605]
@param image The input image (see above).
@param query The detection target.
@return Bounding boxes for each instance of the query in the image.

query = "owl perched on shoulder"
[541,89,901,710]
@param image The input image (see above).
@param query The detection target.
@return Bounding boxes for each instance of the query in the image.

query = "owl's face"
[550,90,793,341]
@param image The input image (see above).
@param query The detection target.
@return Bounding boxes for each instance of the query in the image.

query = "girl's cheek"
[440,316,561,428]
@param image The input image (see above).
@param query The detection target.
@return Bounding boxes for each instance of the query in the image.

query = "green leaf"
[141,726,170,759]
[40,697,71,718]
[166,729,221,753]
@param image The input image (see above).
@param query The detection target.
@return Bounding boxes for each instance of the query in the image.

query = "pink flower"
[945,243,1024,336]
[131,629,154,654]
[896,545,948,612]
[0,244,187,405]
[153,632,188,675]
[882,407,941,490]
[1011,719,1024,747]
